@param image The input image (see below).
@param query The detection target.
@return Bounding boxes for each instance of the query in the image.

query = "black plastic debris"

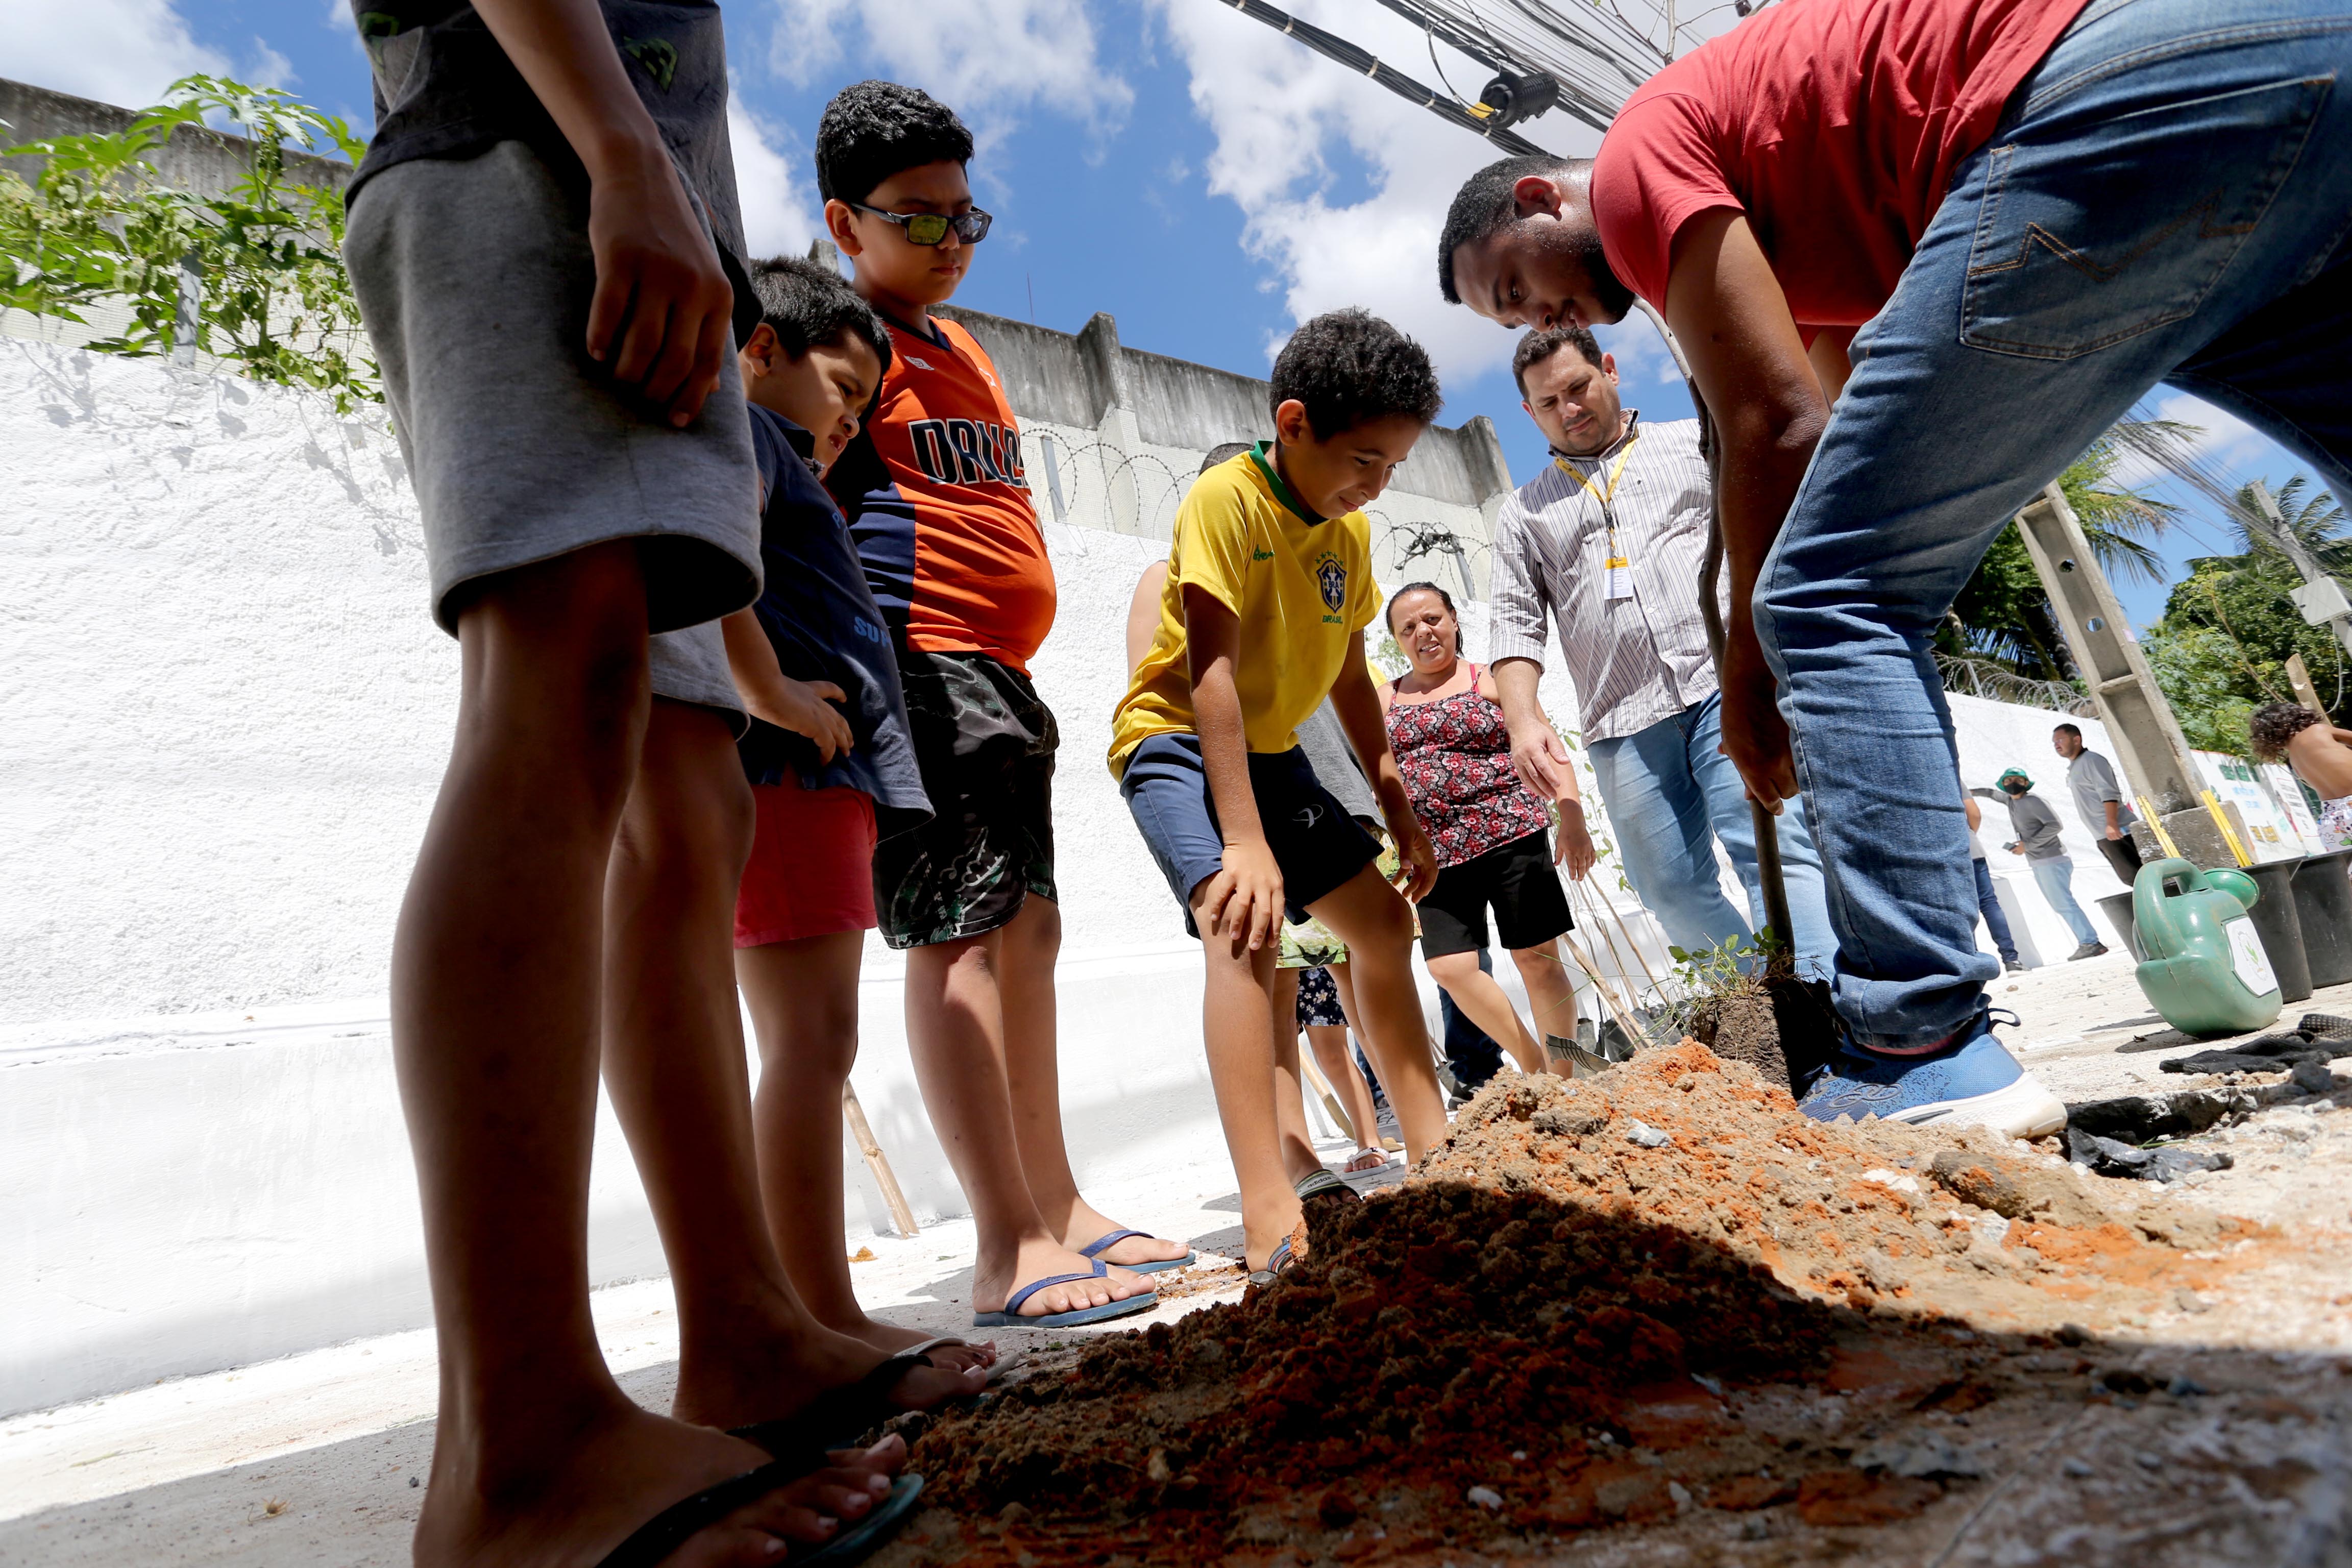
[2160,1026,2352,1076]
[2067,1088,2240,1142]
[2065,1125,2234,1182]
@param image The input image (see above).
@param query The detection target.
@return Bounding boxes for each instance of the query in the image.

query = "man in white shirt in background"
[2054,723,2143,888]
[1488,325,1837,985]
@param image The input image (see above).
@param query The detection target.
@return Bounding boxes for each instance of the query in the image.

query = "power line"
[1212,0,1562,154]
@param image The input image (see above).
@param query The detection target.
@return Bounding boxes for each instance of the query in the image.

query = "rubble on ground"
[878,1043,2346,1565]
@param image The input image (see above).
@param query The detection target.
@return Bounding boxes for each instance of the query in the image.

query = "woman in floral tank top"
[1381,582,1591,1074]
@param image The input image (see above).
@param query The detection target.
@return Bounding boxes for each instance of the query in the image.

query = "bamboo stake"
[1577,880,1643,1009]
[1560,930,1643,1028]
[1592,883,1663,996]
[1296,1054,1358,1145]
[842,1083,919,1239]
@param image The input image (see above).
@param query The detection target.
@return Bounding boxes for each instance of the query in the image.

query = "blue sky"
[2,0,2326,629]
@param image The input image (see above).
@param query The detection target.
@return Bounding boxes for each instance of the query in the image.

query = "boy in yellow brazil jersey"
[1110,309,1452,1282]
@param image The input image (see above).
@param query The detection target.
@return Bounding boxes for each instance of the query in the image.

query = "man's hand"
[1507,714,1574,804]
[2104,824,2123,841]
[1390,817,1440,903]
[1718,640,1798,809]
[1202,839,1285,951]
[584,143,736,427]
[1555,799,1597,879]
[751,675,854,763]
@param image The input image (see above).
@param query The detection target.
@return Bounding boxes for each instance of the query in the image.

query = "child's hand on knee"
[1203,841,1284,951]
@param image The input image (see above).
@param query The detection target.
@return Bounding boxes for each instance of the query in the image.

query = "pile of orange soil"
[890,1043,2283,1564]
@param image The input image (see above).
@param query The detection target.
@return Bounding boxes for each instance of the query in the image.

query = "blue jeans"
[2030,859,2100,947]
[1972,857,2020,965]
[1754,0,2352,1047]
[1434,949,1506,1090]
[1586,693,1837,983]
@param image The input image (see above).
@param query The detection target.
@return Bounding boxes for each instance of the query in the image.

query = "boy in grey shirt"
[1997,768,2107,961]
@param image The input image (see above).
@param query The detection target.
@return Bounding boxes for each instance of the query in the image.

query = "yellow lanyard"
[1556,432,1641,567]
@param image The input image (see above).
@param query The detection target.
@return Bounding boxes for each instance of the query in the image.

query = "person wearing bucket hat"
[1997,769,2106,962]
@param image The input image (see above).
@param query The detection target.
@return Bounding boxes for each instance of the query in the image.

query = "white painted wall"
[0,340,2143,1415]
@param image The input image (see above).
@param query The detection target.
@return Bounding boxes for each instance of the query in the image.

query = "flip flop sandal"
[1077,1227,1197,1275]
[1343,1147,1388,1173]
[595,1463,924,1568]
[1245,1235,1297,1289]
[727,1353,939,1457]
[971,1259,1160,1329]
[1294,1167,1362,1209]
[901,1334,1023,1385]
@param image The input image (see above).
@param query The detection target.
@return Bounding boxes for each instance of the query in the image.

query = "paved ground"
[3,948,2345,1565]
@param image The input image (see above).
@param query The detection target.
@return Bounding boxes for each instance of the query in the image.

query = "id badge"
[1603,557,1633,600]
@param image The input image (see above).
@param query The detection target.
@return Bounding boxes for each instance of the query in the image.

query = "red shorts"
[734,774,878,947]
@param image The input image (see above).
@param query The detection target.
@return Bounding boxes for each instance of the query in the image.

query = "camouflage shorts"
[873,649,1058,949]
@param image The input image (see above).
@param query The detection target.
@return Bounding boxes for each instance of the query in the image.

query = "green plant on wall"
[0,75,377,411]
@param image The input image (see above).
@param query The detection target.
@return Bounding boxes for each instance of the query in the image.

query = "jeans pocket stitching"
[1960,75,2331,359]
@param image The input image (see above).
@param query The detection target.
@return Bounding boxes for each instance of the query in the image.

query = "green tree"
[2139,524,2352,756]
[0,76,376,411]
[1935,422,2184,682]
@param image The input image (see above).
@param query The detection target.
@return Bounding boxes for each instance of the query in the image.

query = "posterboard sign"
[2263,763,2326,854]
[2193,751,2305,861]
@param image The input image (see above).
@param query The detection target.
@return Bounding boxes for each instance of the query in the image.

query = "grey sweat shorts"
[648,622,746,737]
[345,139,761,640]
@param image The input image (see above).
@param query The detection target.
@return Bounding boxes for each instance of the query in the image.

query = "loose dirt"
[874,1044,2351,1566]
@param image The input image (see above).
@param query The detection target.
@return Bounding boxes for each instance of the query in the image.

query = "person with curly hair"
[2250,702,2352,848]
[1111,308,1452,1283]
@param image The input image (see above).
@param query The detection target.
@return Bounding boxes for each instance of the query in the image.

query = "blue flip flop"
[972,1259,1158,1328]
[1246,1235,1296,1289]
[1077,1228,1196,1275]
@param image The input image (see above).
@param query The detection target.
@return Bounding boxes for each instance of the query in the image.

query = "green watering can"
[2132,856,2281,1037]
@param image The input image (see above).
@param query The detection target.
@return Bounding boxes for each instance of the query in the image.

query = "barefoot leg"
[1426,949,1545,1075]
[600,704,980,1430]
[997,896,1190,1268]
[396,547,893,1565]
[1191,902,1302,1272]
[904,922,1154,1318]
[1303,865,1450,1162]
[737,934,997,1376]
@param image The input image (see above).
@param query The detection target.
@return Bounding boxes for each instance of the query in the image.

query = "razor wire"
[1934,653,2096,716]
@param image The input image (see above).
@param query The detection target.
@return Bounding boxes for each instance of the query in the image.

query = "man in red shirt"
[1439,0,2350,1135]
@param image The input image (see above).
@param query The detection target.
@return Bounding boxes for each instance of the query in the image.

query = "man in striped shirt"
[1487,326,1836,985]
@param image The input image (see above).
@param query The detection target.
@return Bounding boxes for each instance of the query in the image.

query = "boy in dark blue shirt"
[716,257,1001,1382]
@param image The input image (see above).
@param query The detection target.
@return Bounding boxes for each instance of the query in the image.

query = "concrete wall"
[0,78,351,197]
[0,338,1573,1414]
[0,331,2105,1415]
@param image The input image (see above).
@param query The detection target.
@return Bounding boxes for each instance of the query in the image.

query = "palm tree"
[2229,475,2352,578]
[2055,421,2186,585]
[1939,418,2185,682]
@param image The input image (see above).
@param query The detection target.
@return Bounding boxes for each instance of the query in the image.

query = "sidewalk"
[4,948,2343,1564]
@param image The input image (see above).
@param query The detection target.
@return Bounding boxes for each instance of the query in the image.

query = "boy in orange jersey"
[819,81,1187,1328]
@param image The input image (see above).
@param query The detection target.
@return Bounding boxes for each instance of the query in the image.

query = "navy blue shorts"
[1120,733,1380,940]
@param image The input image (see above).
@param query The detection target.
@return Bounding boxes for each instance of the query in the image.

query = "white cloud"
[758,0,1132,143]
[244,36,297,91]
[1151,0,1603,398]
[728,95,823,259]
[2137,390,2280,477]
[0,0,230,111]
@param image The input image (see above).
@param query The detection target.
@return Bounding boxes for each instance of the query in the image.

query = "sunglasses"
[849,203,993,246]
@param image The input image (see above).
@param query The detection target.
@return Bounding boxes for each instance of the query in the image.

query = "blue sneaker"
[1798,1011,2066,1138]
